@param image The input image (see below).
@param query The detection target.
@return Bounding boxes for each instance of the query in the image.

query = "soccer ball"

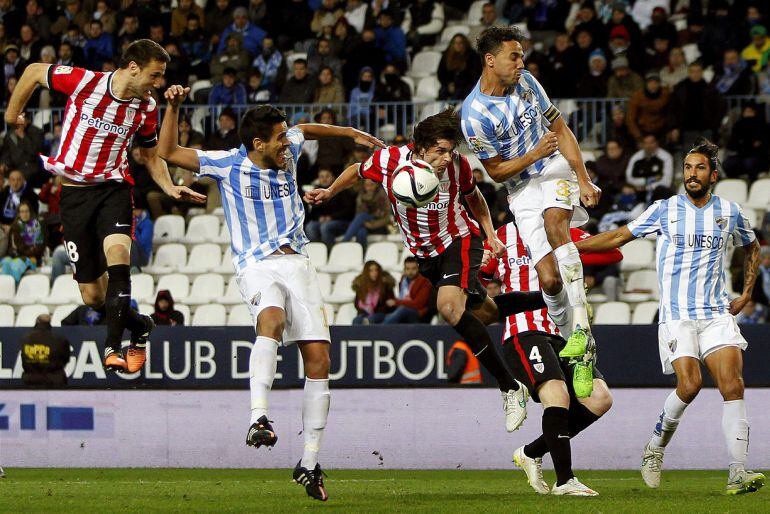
[390,159,440,208]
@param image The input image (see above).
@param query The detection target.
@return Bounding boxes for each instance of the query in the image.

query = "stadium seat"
[190,106,209,134]
[322,303,335,325]
[155,273,190,301]
[215,222,230,244]
[189,79,212,101]
[632,301,659,324]
[0,304,14,326]
[227,304,253,326]
[401,76,415,96]
[682,43,701,63]
[620,238,655,271]
[182,273,225,305]
[414,76,441,101]
[10,274,50,305]
[15,305,50,327]
[131,273,156,303]
[306,242,328,269]
[191,304,227,326]
[32,108,52,129]
[138,303,154,316]
[182,214,221,244]
[316,272,332,298]
[185,243,222,273]
[593,302,631,325]
[222,277,243,305]
[364,241,400,270]
[215,247,234,274]
[742,207,761,228]
[51,304,78,327]
[335,302,357,325]
[620,270,659,302]
[466,0,485,25]
[746,178,770,210]
[175,304,191,324]
[408,51,441,79]
[319,242,363,273]
[714,179,748,204]
[152,215,186,244]
[324,271,358,304]
[439,24,470,44]
[145,243,187,274]
[0,274,15,302]
[47,275,82,305]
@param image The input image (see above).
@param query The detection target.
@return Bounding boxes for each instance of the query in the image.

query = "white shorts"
[507,155,583,265]
[235,254,331,345]
[657,315,747,375]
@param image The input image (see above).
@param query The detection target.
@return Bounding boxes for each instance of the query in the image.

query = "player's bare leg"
[704,347,765,494]
[247,307,283,449]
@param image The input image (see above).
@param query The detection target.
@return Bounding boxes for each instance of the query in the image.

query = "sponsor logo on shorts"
[534,363,545,373]
[668,338,677,353]
[250,292,261,306]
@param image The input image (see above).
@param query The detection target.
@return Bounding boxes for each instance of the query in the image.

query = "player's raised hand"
[487,234,506,257]
[164,85,190,108]
[168,185,207,204]
[579,180,602,208]
[304,188,332,205]
[348,127,385,149]
[532,131,559,160]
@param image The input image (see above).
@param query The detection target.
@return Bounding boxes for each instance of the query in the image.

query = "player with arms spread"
[461,27,602,383]
[306,108,529,432]
[159,84,383,502]
[3,40,206,373]
[576,139,764,495]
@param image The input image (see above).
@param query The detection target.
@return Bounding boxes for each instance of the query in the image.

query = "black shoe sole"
[247,431,277,448]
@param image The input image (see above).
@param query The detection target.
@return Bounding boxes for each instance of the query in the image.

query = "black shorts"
[502,331,604,403]
[416,234,487,307]
[59,181,134,283]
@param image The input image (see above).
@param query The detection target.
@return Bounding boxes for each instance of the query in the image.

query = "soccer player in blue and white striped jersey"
[158,85,383,502]
[577,139,764,495]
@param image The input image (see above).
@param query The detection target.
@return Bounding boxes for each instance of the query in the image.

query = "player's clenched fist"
[579,179,602,208]
[532,131,558,160]
[164,85,190,108]
[304,188,332,205]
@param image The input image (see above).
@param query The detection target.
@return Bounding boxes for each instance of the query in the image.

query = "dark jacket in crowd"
[21,320,70,387]
[152,289,185,326]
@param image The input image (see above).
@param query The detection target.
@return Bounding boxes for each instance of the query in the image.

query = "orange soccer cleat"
[103,352,127,372]
[126,346,146,373]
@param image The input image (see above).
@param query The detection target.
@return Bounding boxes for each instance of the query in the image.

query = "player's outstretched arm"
[304,162,361,205]
[480,131,559,183]
[550,117,601,208]
[730,239,761,315]
[3,63,50,126]
[574,226,635,253]
[464,187,504,256]
[157,85,201,172]
[297,123,385,149]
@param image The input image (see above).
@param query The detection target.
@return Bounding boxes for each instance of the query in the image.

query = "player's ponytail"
[687,137,720,173]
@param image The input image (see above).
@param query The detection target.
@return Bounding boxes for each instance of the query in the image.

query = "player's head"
[403,257,420,279]
[683,137,719,199]
[120,39,170,101]
[412,108,461,173]
[239,105,291,169]
[476,26,525,87]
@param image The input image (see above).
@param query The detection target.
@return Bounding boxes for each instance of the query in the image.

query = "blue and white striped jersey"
[196,127,308,271]
[627,194,756,322]
[460,70,561,192]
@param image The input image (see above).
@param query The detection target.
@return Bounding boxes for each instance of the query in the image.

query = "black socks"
[541,406,573,486]
[453,310,518,392]
[104,264,143,353]
[493,291,547,320]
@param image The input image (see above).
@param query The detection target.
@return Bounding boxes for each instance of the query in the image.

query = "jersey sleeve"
[134,103,159,148]
[195,149,235,180]
[46,65,88,96]
[358,148,387,183]
[731,204,757,247]
[457,154,477,195]
[522,71,560,126]
[627,200,663,238]
[461,114,500,160]
[287,126,305,166]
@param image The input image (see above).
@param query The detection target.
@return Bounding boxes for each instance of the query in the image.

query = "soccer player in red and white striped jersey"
[5,39,205,373]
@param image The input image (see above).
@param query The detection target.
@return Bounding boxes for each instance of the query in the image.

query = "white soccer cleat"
[551,477,599,496]
[513,446,549,494]
[641,442,665,488]
[502,382,528,432]
[726,469,765,495]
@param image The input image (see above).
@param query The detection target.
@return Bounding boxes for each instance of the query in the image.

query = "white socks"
[542,286,573,339]
[249,336,279,424]
[723,399,749,477]
[650,391,689,449]
[553,242,589,331]
[301,377,331,469]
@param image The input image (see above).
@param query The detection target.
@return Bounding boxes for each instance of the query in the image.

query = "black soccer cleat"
[293,460,328,501]
[246,415,278,448]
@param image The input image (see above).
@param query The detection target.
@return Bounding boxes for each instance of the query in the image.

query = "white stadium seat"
[182,214,221,244]
[401,76,415,96]
[439,24,470,44]
[222,277,243,305]
[0,275,15,302]
[227,304,253,326]
[185,243,222,273]
[408,51,441,79]
[746,178,770,211]
[364,241,400,271]
[319,242,363,273]
[306,242,328,269]
[183,273,225,305]
[145,243,187,274]
[620,270,659,303]
[215,222,230,244]
[215,247,234,274]
[155,273,190,301]
[414,76,441,101]
[0,304,14,326]
[175,304,191,324]
[138,303,154,316]
[466,0,485,25]
[47,275,82,305]
[10,274,50,305]
[191,304,227,326]
[632,301,659,324]
[741,207,761,229]
[334,302,357,325]
[52,304,78,327]
[682,43,701,64]
[324,271,357,304]
[322,303,335,325]
[714,179,748,204]
[152,214,186,244]
[16,305,50,327]
[593,302,631,325]
[620,238,655,271]
[316,272,332,298]
[131,273,156,303]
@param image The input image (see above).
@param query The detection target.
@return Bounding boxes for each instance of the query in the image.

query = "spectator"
[210,33,251,84]
[56,41,80,68]
[314,108,356,170]
[209,67,247,106]
[314,65,345,105]
[344,0,371,34]
[383,257,433,323]
[607,25,637,68]
[20,314,70,388]
[644,36,670,71]
[349,66,376,128]
[305,168,356,245]
[642,6,677,47]
[83,20,113,70]
[352,260,395,324]
[735,300,766,324]
[312,0,344,36]
[375,10,407,70]
[572,2,607,48]
[180,14,210,79]
[207,0,235,50]
[217,6,266,57]
[740,24,770,73]
[625,133,673,192]
[493,187,513,227]
[668,62,725,147]
[3,44,27,86]
[147,167,208,219]
[252,37,285,94]
[548,32,581,98]
[598,182,646,232]
[698,1,737,67]
[341,177,390,248]
[606,1,644,68]
[446,340,481,384]
[576,48,609,98]
[18,24,41,63]
[38,175,62,250]
[474,168,496,212]
[0,170,38,226]
[279,58,316,104]
[274,0,313,51]
[660,46,687,90]
[308,38,343,78]
[595,139,630,201]
[131,207,153,269]
[402,0,444,52]
[163,42,190,87]
[206,108,240,151]
[573,28,598,70]
[1,200,44,282]
[148,22,170,49]
[116,14,140,48]
[249,0,270,32]
[607,56,643,98]
[713,48,755,96]
[50,0,89,37]
[437,34,481,100]
[469,3,505,46]
[62,23,87,51]
[152,290,185,326]
[485,278,501,298]
[171,0,205,37]
[246,69,271,103]
[375,63,411,102]
[61,304,105,326]
[626,70,670,142]
[723,103,769,183]
[25,0,52,41]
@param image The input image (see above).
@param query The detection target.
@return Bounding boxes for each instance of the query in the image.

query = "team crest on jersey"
[439,180,450,193]
[715,216,727,229]
[534,363,545,373]
[520,88,534,104]
[125,107,136,125]
[668,338,677,353]
[467,136,485,154]
[54,65,73,75]
[362,155,374,173]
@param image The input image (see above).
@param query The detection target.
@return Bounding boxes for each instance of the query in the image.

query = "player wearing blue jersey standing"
[577,139,764,496]
[158,85,383,502]
[460,27,602,395]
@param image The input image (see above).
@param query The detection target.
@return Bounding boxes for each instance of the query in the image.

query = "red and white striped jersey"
[40,65,159,185]
[358,144,480,259]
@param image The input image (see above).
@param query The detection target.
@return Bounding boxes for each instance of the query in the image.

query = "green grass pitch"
[0,468,766,513]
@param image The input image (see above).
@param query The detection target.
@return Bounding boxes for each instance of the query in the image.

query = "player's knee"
[540,274,563,295]
[438,301,463,325]
[677,376,702,402]
[589,381,613,416]
[719,376,744,401]
[80,288,105,308]
[305,352,331,379]
[257,310,285,340]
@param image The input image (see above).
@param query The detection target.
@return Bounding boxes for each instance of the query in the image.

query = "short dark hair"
[239,105,287,148]
[223,67,237,76]
[120,39,170,68]
[476,26,524,61]
[687,137,719,172]
[412,108,462,153]
[186,13,200,22]
[294,58,308,67]
[404,256,419,266]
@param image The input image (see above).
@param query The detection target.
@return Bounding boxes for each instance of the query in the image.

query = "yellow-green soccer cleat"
[726,470,765,495]
[559,327,589,359]
[572,360,594,398]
